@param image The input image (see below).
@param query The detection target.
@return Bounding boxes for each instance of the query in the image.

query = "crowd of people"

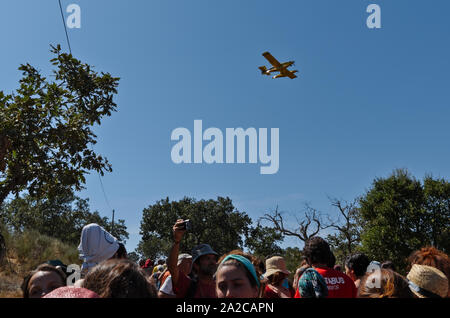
[20,220,450,299]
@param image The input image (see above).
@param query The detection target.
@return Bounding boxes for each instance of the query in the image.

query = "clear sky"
[1,0,449,254]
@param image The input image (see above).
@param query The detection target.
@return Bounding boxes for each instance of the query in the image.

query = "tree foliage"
[0,192,128,246]
[245,224,283,258]
[0,45,119,204]
[282,247,304,275]
[359,169,450,273]
[137,197,253,260]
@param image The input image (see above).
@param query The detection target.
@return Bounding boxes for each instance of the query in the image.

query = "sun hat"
[407,264,448,298]
[263,256,290,278]
[191,244,218,264]
[177,253,192,266]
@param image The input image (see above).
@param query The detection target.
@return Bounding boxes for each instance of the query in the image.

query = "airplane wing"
[262,52,282,68]
[287,70,297,79]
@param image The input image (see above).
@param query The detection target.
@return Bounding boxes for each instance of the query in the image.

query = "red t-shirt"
[263,284,295,298]
[294,267,356,298]
[172,270,217,298]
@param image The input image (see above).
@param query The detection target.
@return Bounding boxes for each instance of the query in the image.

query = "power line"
[58,0,72,55]
[98,172,113,212]
[90,144,116,227]
[57,1,115,227]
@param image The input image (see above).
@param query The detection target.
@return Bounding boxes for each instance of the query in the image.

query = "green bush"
[2,228,80,273]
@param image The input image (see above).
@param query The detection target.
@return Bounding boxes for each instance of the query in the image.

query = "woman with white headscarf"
[78,223,120,276]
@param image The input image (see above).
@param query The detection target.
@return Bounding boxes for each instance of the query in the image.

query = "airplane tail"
[259,66,268,75]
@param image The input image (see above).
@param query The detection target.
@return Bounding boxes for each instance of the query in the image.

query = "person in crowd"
[381,260,396,271]
[345,253,370,289]
[151,264,166,290]
[21,264,67,298]
[158,259,166,266]
[159,267,171,288]
[43,286,99,298]
[218,249,266,298]
[215,254,260,298]
[46,259,68,274]
[406,264,448,298]
[293,263,310,293]
[82,259,157,298]
[294,237,356,298]
[168,219,218,298]
[407,246,450,297]
[142,259,154,276]
[152,259,166,275]
[159,253,192,298]
[262,256,294,298]
[139,259,146,268]
[327,252,336,268]
[358,268,415,298]
[114,243,128,259]
[298,267,328,298]
[77,223,121,277]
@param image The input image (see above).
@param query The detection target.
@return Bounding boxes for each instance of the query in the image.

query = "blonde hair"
[358,269,414,298]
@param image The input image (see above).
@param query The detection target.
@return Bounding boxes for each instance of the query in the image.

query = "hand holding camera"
[172,219,192,243]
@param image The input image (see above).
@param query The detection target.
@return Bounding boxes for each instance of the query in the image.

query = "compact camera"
[181,219,192,231]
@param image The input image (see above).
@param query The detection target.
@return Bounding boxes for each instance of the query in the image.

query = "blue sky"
[1,0,449,254]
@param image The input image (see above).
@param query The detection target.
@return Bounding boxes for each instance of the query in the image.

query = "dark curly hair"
[303,237,332,266]
[345,253,370,278]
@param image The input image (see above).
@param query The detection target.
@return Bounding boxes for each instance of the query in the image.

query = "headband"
[221,255,260,288]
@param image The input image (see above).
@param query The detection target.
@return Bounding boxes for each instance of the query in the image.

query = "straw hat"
[407,264,448,298]
[263,256,290,278]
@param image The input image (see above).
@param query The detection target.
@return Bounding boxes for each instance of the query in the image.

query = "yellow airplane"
[259,51,298,79]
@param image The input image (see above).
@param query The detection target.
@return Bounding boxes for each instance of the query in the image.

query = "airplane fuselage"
[266,61,294,74]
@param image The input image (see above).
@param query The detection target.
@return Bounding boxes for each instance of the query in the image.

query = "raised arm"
[167,219,186,287]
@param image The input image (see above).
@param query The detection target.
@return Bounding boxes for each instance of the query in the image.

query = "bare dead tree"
[325,197,361,258]
[260,205,330,244]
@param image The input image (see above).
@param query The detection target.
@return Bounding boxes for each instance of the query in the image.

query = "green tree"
[0,192,128,245]
[245,225,283,258]
[0,45,119,205]
[282,247,304,275]
[358,169,449,273]
[127,251,140,263]
[423,176,450,252]
[137,197,252,260]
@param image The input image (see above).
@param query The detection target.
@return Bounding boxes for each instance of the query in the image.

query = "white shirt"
[159,275,175,296]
